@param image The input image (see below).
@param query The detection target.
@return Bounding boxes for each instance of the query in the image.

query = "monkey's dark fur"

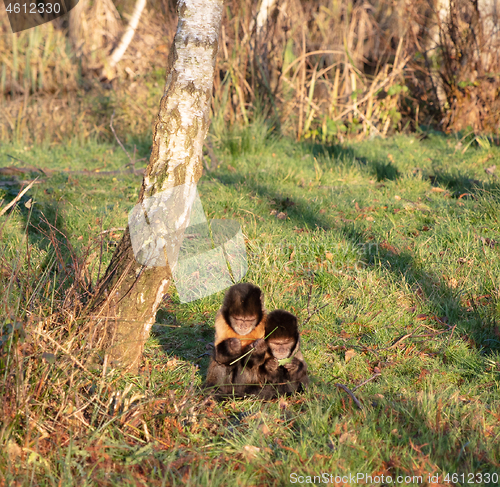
[204,283,266,397]
[258,309,309,399]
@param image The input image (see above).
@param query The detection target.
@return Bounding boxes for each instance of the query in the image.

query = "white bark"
[109,0,147,68]
[91,0,224,372]
[144,0,223,197]
[255,0,278,35]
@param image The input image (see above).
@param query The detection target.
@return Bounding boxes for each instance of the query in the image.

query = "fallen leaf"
[416,314,428,320]
[391,428,401,438]
[325,252,334,261]
[345,349,357,363]
[339,432,357,444]
[365,216,374,222]
[380,241,399,254]
[480,236,497,247]
[243,445,261,459]
[394,195,401,201]
[6,441,22,460]
[270,209,277,216]
[448,278,459,289]
[485,165,496,175]
[431,187,447,193]
[42,352,56,364]
[276,212,287,220]
[260,424,271,435]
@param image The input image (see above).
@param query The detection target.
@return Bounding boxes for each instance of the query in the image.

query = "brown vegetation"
[1,0,499,145]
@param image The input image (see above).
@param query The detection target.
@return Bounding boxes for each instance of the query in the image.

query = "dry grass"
[2,0,500,147]
[1,130,500,483]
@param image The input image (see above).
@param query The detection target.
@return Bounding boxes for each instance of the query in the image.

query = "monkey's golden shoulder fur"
[214,310,266,347]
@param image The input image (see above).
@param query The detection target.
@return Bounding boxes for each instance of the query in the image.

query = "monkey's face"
[229,315,259,336]
[268,338,295,360]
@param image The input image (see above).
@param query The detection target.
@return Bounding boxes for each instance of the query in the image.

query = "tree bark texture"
[87,0,224,372]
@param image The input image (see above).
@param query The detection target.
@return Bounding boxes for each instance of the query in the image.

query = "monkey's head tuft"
[265,310,299,341]
[222,283,264,335]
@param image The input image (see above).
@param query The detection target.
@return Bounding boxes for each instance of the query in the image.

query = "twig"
[330,56,410,123]
[110,110,135,169]
[334,383,363,410]
[306,276,314,315]
[229,327,278,366]
[98,227,126,235]
[204,137,219,171]
[388,333,412,350]
[32,328,91,374]
[352,373,381,392]
[5,153,28,165]
[301,303,329,328]
[0,166,144,176]
[300,275,330,327]
[0,178,38,217]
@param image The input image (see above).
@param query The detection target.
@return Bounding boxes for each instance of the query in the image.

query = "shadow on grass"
[211,139,500,358]
[151,309,214,376]
[0,171,108,313]
[301,140,400,182]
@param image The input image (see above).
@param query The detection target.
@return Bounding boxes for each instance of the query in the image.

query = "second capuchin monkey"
[204,283,267,397]
[259,309,309,399]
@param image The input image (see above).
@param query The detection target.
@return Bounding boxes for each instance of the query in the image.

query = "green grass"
[1,126,500,485]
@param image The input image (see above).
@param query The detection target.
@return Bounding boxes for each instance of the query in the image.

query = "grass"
[1,125,500,485]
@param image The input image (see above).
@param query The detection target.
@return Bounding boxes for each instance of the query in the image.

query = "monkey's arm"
[214,338,242,365]
[241,338,267,368]
[284,357,307,376]
[283,357,309,391]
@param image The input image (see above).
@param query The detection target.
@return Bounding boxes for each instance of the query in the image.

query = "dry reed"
[1,0,500,144]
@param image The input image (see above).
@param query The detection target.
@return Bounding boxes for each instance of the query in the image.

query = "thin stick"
[229,327,278,366]
[334,383,363,410]
[110,110,134,167]
[301,303,329,328]
[32,328,91,374]
[0,178,38,217]
[98,227,126,235]
[352,373,381,392]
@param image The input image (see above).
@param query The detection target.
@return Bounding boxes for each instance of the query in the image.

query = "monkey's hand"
[284,358,300,374]
[226,338,242,355]
[265,358,279,372]
[215,338,242,363]
[251,338,267,354]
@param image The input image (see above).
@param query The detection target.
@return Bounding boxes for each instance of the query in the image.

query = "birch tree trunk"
[87,0,224,373]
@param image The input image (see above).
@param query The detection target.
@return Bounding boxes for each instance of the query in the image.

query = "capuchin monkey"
[258,309,309,399]
[204,283,267,397]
